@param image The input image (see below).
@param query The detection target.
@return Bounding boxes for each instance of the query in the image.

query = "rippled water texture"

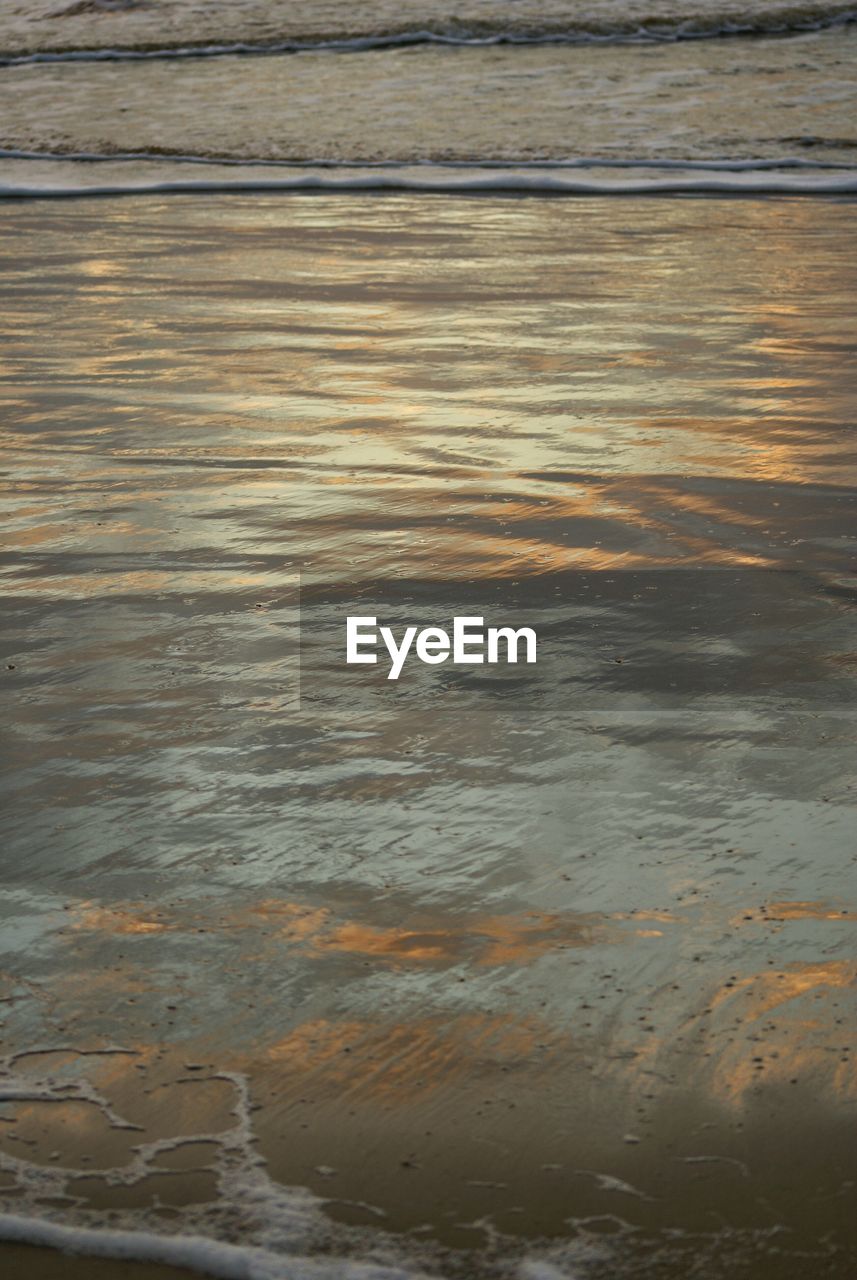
[1,195,856,1278]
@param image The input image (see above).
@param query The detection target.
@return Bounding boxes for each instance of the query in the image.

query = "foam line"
[0,1212,420,1280]
[2,171,857,198]
[1,9,856,65]
[0,149,855,172]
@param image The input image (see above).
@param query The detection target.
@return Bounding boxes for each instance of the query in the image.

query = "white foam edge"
[2,171,857,198]
[2,11,857,64]
[0,1211,424,1280]
[0,150,854,172]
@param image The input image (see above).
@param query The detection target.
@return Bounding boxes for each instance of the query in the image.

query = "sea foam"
[1,164,856,198]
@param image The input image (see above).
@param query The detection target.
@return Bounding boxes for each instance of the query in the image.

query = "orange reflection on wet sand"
[306,909,605,966]
[261,1012,566,1104]
[734,901,856,924]
[69,903,172,936]
[693,960,857,1106]
[708,960,857,1020]
[67,895,619,969]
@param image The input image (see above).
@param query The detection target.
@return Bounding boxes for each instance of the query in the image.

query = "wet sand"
[1,194,856,1278]
[0,1246,196,1280]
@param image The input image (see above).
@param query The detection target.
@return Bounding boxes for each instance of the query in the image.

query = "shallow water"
[5,0,857,54]
[1,28,856,168]
[1,0,856,197]
[0,194,855,1277]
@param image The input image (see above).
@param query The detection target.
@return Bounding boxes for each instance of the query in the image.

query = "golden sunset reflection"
[64,895,616,966]
[2,196,855,598]
[51,885,856,1118]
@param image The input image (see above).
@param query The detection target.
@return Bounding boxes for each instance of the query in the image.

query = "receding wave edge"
[2,7,857,66]
[0,1211,409,1280]
[2,150,856,172]
[2,169,857,197]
